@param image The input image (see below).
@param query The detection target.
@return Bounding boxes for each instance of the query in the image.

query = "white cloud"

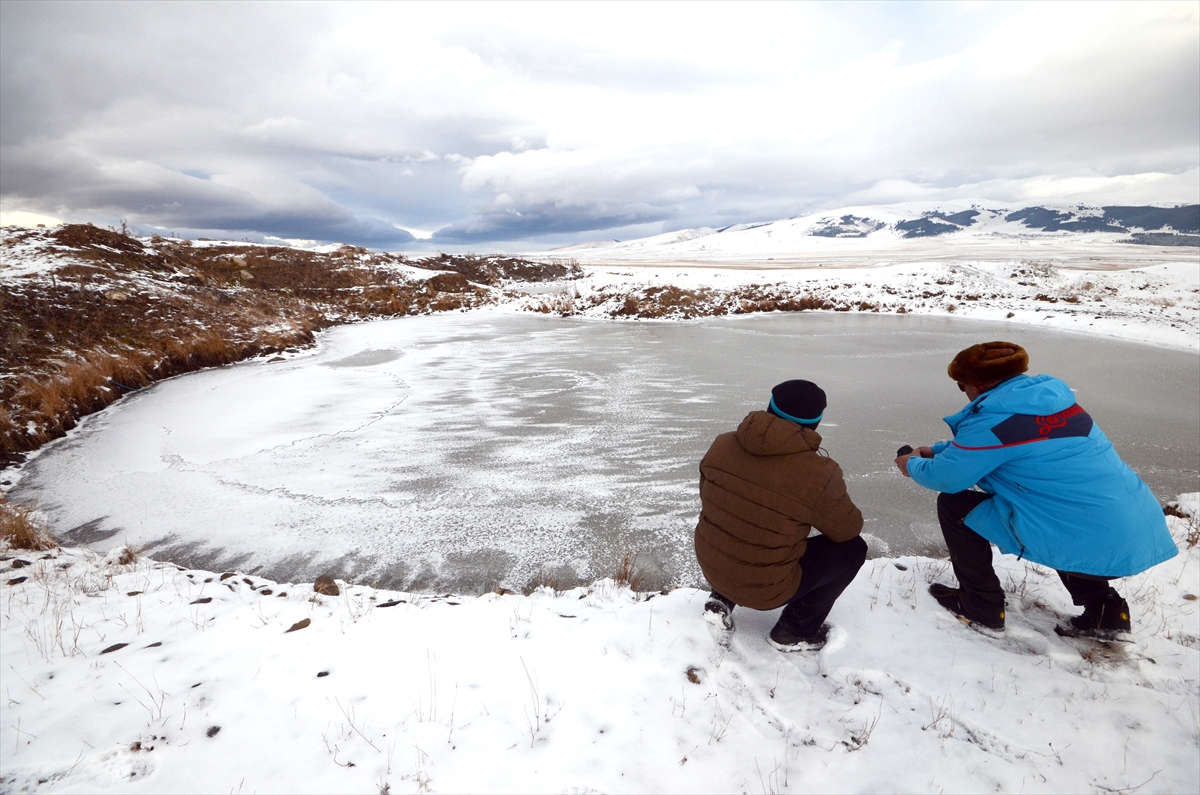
[843,169,1200,208]
[1,0,1195,248]
[0,209,64,228]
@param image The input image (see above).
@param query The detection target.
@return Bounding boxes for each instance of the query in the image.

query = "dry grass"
[522,569,563,596]
[612,550,646,592]
[3,331,306,458]
[1164,502,1200,548]
[0,495,57,551]
[113,545,139,565]
[606,285,850,320]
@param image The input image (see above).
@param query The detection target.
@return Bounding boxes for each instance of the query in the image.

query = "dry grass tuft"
[0,495,57,550]
[522,569,562,596]
[113,545,139,565]
[1164,501,1200,548]
[612,550,646,592]
[1182,517,1200,550]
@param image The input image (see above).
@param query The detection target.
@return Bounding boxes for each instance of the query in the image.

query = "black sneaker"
[703,592,735,632]
[768,621,829,653]
[1055,594,1131,640]
[929,583,1005,631]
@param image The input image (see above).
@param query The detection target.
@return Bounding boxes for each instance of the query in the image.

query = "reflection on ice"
[14,312,1199,594]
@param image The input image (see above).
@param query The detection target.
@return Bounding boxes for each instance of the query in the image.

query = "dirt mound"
[52,224,147,255]
[418,253,582,285]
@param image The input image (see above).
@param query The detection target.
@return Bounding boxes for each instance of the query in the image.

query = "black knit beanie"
[767,380,827,427]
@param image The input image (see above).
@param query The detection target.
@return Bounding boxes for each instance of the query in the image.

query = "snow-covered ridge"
[1,501,1196,793]
[545,200,1200,266]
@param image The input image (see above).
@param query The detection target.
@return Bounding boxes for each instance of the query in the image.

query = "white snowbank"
[2,504,1196,793]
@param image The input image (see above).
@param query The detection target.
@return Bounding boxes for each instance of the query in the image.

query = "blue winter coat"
[907,374,1177,577]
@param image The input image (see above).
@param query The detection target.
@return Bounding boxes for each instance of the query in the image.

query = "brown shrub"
[431,295,468,311]
[779,295,833,311]
[0,496,57,551]
[425,272,473,293]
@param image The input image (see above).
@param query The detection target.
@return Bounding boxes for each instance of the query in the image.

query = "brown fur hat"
[947,342,1028,385]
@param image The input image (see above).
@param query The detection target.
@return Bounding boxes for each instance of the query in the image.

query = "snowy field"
[1,504,1196,794]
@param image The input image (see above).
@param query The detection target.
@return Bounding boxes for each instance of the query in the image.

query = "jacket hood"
[736,411,821,456]
[945,374,1076,432]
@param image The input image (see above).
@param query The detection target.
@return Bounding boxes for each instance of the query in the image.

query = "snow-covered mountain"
[547,200,1200,265]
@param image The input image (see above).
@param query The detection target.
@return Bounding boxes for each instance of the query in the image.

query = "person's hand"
[916,446,934,459]
[895,454,912,477]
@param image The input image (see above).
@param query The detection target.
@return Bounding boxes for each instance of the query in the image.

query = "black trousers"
[937,491,1120,615]
[776,534,869,637]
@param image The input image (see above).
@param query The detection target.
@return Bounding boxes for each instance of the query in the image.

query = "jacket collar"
[736,410,821,456]
[942,375,1023,434]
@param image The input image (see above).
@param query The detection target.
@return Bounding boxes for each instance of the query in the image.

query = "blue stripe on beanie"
[768,396,824,425]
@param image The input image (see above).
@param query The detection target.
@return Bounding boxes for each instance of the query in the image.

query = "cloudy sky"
[1,1,1197,250]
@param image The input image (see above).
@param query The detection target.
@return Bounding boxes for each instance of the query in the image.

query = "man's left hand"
[895,454,912,477]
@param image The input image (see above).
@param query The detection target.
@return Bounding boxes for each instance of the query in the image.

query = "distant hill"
[549,201,1200,263]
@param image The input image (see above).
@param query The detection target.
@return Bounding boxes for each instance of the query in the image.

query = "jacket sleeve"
[907,441,1012,493]
[810,463,863,542]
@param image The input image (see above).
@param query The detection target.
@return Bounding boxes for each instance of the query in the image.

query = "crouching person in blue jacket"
[895,341,1177,638]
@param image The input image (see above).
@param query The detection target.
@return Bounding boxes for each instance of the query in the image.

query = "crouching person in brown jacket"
[695,380,867,652]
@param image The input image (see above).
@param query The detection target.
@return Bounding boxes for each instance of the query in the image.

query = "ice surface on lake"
[15,312,1199,593]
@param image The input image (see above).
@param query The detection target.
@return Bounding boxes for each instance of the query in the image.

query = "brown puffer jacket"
[694,411,863,610]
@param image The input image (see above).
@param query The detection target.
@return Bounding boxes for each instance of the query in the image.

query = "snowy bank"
[2,502,1196,794]
[510,259,1200,352]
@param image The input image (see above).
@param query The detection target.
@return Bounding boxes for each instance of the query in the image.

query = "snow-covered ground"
[2,503,1197,794]
[521,259,1199,352]
[3,209,1198,792]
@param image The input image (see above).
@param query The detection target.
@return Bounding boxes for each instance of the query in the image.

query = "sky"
[1,1,1197,251]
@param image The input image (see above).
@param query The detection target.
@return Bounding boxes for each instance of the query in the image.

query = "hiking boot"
[929,583,1005,631]
[768,621,829,653]
[703,592,735,632]
[1055,594,1131,640]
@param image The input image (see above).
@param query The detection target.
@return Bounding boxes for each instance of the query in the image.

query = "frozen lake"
[13,312,1199,593]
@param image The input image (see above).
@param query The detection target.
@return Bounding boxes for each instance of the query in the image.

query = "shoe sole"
[767,635,827,653]
[703,608,734,633]
[1054,625,1133,643]
[930,586,1005,633]
[952,615,1006,633]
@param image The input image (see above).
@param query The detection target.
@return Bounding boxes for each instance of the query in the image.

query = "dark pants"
[937,491,1120,615]
[776,534,869,637]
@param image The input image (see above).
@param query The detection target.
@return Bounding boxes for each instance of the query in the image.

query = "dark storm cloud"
[2,2,1197,249]
[432,201,673,244]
